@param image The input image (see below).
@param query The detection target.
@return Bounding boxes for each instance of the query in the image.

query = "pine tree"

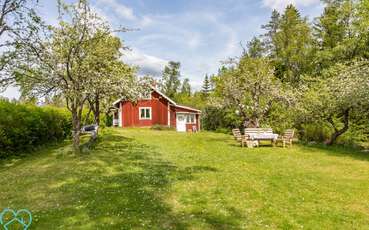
[313,0,362,71]
[201,74,211,95]
[246,37,265,58]
[272,5,313,84]
[261,9,280,57]
[160,61,181,98]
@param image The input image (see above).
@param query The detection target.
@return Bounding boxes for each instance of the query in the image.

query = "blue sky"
[2,0,323,98]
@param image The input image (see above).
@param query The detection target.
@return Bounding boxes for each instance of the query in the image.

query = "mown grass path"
[0,128,368,229]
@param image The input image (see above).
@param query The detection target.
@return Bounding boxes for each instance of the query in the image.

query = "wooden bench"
[277,129,294,147]
[244,128,278,146]
[232,128,258,148]
[232,128,244,146]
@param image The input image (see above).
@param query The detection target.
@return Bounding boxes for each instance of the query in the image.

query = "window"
[186,114,195,124]
[139,107,151,120]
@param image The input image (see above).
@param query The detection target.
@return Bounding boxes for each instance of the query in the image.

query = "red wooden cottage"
[112,86,201,132]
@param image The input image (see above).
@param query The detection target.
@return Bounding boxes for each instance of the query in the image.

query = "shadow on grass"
[189,206,244,230]
[301,143,369,162]
[33,132,220,229]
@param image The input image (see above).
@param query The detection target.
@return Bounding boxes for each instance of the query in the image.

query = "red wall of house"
[119,91,201,131]
[170,105,176,128]
[121,91,169,127]
[174,107,200,131]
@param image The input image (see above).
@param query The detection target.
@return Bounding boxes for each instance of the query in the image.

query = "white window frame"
[139,107,152,120]
[186,113,196,124]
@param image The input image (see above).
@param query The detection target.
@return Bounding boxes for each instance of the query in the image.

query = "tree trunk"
[326,109,350,145]
[94,96,100,126]
[72,108,81,152]
[84,106,92,125]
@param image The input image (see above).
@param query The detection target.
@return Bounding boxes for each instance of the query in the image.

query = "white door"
[176,113,186,132]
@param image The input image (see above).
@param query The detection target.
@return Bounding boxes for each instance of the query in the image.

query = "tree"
[313,0,355,71]
[84,32,138,126]
[201,74,211,96]
[13,0,138,151]
[212,56,293,128]
[160,61,181,98]
[246,37,265,58]
[265,5,313,84]
[180,78,191,96]
[261,9,280,57]
[299,61,369,145]
[313,0,369,71]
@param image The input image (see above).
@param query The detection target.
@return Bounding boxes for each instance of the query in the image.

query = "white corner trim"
[168,102,171,126]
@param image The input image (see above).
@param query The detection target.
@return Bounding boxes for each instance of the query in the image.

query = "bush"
[201,106,241,131]
[298,123,331,143]
[151,124,174,131]
[0,99,72,158]
[104,114,113,127]
[214,128,230,134]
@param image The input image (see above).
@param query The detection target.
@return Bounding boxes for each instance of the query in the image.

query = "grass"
[0,128,369,229]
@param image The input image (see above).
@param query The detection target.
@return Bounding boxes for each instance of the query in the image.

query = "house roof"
[150,86,177,105]
[175,104,202,113]
[112,86,201,113]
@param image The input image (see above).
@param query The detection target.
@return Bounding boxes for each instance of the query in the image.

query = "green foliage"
[201,106,241,131]
[245,36,265,58]
[160,61,181,98]
[104,114,113,127]
[297,61,369,144]
[313,0,369,71]
[180,78,191,96]
[273,5,314,84]
[201,74,211,96]
[12,0,140,151]
[151,124,175,131]
[211,57,293,128]
[0,99,71,157]
[299,123,332,143]
[175,92,206,110]
[206,2,369,147]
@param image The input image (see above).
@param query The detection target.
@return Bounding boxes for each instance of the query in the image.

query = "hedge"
[0,100,72,158]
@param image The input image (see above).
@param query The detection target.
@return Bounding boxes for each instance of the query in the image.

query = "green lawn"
[1,128,369,229]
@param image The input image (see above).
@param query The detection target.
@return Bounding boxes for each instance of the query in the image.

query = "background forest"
[159,1,369,148]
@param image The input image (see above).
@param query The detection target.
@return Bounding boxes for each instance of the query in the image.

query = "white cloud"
[139,16,153,27]
[262,0,320,11]
[122,48,168,77]
[95,0,136,20]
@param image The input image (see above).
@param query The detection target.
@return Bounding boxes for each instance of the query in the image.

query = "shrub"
[201,106,241,131]
[298,123,331,143]
[104,114,113,127]
[0,99,72,158]
[151,124,174,131]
